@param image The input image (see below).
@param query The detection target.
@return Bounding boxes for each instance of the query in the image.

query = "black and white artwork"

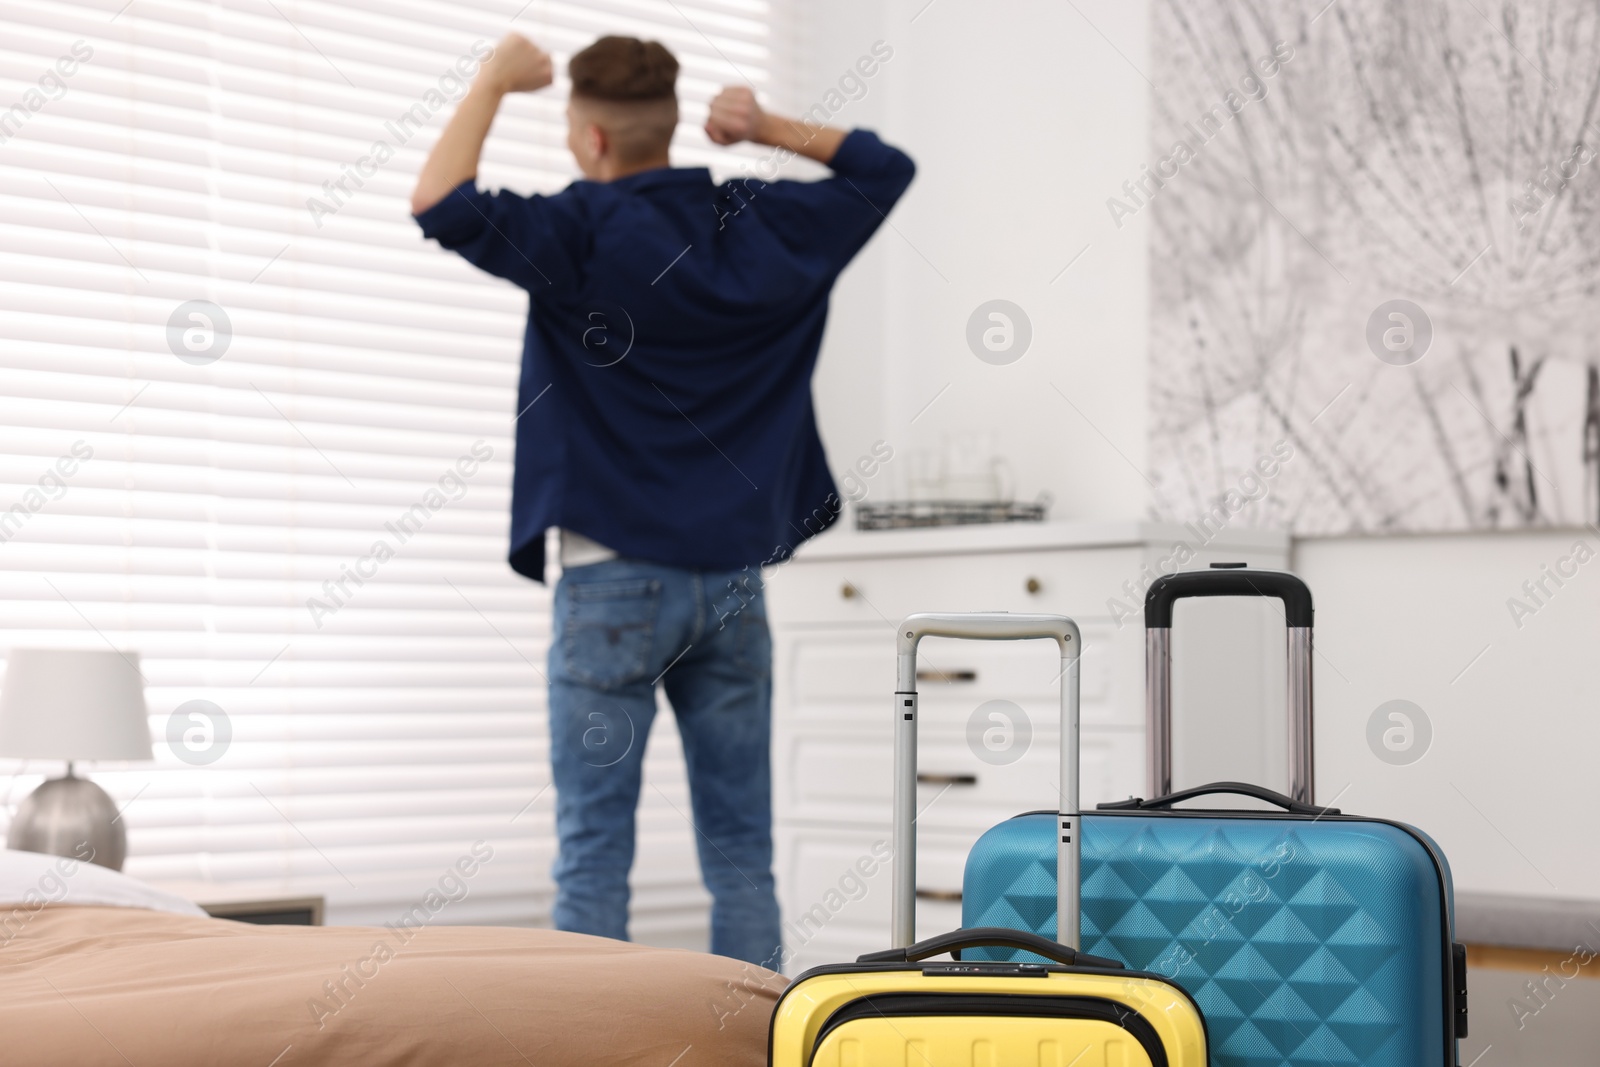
[1146,0,1600,533]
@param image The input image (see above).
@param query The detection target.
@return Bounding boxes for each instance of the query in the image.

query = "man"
[412,33,914,970]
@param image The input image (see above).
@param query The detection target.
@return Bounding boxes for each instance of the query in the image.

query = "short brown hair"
[569,36,678,101]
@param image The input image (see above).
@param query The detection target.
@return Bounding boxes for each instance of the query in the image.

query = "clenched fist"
[480,33,553,94]
[705,85,764,145]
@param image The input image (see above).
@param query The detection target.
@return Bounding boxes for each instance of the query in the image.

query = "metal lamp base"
[6,772,125,870]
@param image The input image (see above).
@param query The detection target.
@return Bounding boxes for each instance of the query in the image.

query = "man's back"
[417,129,914,579]
[411,33,915,973]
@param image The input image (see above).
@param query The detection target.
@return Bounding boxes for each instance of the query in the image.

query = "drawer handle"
[915,669,978,684]
[917,773,978,787]
[916,888,963,902]
[840,582,859,599]
[1025,576,1042,594]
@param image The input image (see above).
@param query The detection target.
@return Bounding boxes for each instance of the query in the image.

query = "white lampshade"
[0,649,152,762]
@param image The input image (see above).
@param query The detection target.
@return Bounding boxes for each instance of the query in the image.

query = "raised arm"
[705,87,847,166]
[411,34,554,215]
[704,84,914,272]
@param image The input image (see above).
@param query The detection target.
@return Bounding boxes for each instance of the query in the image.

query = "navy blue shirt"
[415,129,915,581]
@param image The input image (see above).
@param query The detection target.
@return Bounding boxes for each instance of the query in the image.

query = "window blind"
[0,0,787,936]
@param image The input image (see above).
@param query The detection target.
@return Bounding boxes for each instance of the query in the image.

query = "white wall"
[1297,531,1600,899]
[797,0,1599,905]
[800,0,1151,518]
[775,0,892,480]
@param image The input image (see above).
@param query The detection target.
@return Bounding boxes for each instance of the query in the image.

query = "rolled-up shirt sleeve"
[414,180,591,295]
[826,129,916,210]
[751,129,916,272]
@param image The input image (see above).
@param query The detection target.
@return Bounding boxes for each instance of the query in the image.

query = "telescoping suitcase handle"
[1143,563,1315,804]
[893,613,1081,950]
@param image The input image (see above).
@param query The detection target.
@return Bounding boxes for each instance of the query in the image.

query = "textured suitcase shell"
[963,808,1459,1067]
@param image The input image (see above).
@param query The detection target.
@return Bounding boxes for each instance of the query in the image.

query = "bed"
[0,850,785,1066]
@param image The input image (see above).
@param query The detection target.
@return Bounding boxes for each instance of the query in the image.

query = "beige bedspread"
[0,906,786,1066]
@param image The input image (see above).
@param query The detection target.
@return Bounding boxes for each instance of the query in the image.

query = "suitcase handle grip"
[1144,566,1313,628]
[1096,780,1340,817]
[896,612,1077,658]
[857,927,1124,970]
[1144,565,1316,805]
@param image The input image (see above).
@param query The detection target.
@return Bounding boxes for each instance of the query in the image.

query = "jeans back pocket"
[711,571,771,678]
[559,577,662,690]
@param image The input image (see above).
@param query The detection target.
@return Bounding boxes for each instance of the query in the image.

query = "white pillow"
[0,849,205,918]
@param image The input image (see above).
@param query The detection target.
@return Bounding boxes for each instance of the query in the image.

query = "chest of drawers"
[766,520,1290,973]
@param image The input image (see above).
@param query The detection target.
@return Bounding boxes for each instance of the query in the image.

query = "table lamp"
[0,649,152,870]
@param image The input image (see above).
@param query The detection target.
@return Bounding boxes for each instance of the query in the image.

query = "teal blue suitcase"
[961,567,1468,1067]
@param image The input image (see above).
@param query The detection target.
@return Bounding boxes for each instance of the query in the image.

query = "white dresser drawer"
[776,904,969,974]
[784,632,896,723]
[776,726,1144,831]
[774,827,886,975]
[781,622,1136,729]
[774,827,983,973]
[908,833,972,905]
[769,546,1144,627]
[783,926,879,976]
[914,624,1123,723]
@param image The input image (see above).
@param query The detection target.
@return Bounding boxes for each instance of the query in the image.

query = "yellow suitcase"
[769,614,1209,1067]
[771,927,1208,1066]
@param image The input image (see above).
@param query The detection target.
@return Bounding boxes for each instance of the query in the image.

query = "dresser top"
[793,518,1290,562]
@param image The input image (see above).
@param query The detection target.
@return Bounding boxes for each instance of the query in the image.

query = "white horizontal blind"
[0,0,784,935]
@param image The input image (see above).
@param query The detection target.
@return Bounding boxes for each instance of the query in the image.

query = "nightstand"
[151,881,325,926]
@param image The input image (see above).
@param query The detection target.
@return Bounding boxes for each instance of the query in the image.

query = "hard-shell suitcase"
[961,567,1470,1067]
[770,613,1209,1067]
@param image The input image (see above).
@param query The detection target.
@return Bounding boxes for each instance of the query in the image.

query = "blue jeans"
[547,558,780,969]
